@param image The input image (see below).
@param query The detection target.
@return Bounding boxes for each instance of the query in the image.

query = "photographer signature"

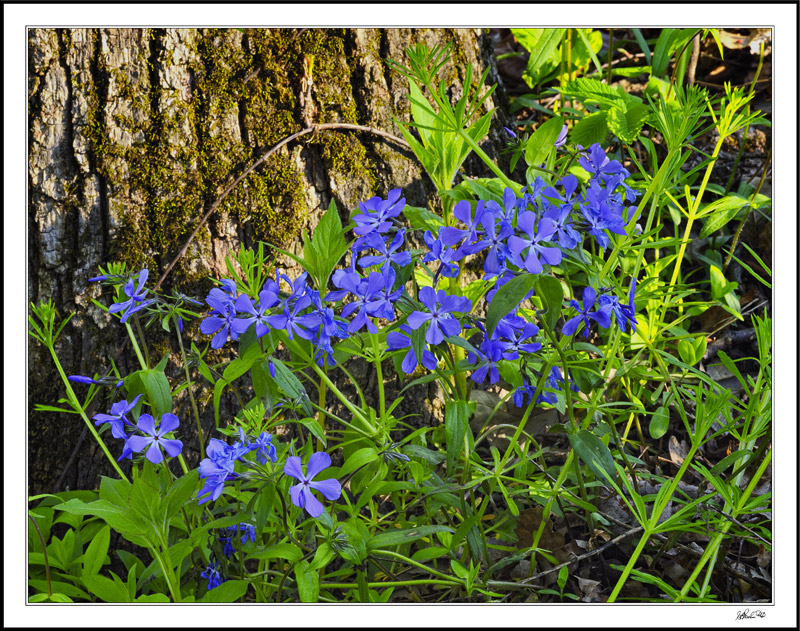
[736,609,766,620]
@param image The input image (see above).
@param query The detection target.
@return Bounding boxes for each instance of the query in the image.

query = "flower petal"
[309,478,342,501]
[289,483,304,508]
[160,438,183,458]
[136,414,156,437]
[306,452,331,481]
[158,413,180,435]
[283,456,305,482]
[301,486,324,518]
[145,441,164,464]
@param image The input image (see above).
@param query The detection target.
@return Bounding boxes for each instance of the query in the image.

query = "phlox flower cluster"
[197,143,641,411]
[90,394,184,464]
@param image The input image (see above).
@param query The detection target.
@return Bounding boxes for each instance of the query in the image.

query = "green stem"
[607,530,651,602]
[173,315,204,460]
[48,347,130,482]
[29,515,52,598]
[133,314,150,369]
[317,362,328,452]
[674,448,771,602]
[125,322,147,370]
[661,135,725,322]
[371,333,385,421]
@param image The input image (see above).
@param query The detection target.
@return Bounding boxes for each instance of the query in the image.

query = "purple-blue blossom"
[562,287,613,339]
[285,452,342,518]
[126,413,183,464]
[108,269,155,324]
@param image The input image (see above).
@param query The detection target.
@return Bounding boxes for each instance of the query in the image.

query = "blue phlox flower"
[226,523,257,547]
[366,266,403,322]
[201,287,240,349]
[513,378,537,408]
[285,452,342,518]
[440,200,486,248]
[407,286,471,346]
[351,189,405,236]
[249,431,278,464]
[265,295,317,341]
[554,124,569,148]
[579,182,628,249]
[461,212,514,279]
[386,324,438,374]
[358,229,412,270]
[196,437,248,504]
[232,288,280,338]
[500,322,542,360]
[485,187,518,227]
[201,559,225,590]
[468,330,507,385]
[108,269,155,324]
[329,270,381,334]
[578,143,623,182]
[561,286,613,338]
[92,394,144,439]
[219,278,238,297]
[599,277,638,333]
[127,412,183,464]
[423,230,461,278]
[507,211,562,274]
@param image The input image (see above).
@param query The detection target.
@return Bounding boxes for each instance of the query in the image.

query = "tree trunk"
[28,27,512,494]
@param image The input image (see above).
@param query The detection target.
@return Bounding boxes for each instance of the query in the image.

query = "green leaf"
[308,199,350,290]
[485,274,536,339]
[247,542,303,564]
[160,469,199,522]
[126,369,172,418]
[445,399,472,473]
[308,542,335,572]
[294,560,320,603]
[403,205,444,235]
[699,197,749,238]
[81,574,130,602]
[81,525,110,577]
[649,406,670,440]
[199,579,249,603]
[55,499,152,548]
[515,29,566,86]
[340,517,369,565]
[607,103,650,143]
[340,447,379,477]
[524,115,564,167]
[570,111,608,146]
[368,525,454,551]
[709,265,737,300]
[534,275,564,331]
[561,77,629,108]
[568,429,617,487]
[402,444,445,466]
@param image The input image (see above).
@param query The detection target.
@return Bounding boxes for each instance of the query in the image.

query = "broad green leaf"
[160,469,199,522]
[248,542,303,564]
[81,525,110,577]
[199,579,249,603]
[699,197,749,238]
[445,399,472,473]
[649,406,670,440]
[55,499,152,548]
[607,103,650,143]
[308,542,335,572]
[81,574,129,603]
[570,111,608,146]
[403,205,444,235]
[561,78,628,108]
[340,517,369,565]
[568,429,617,487]
[308,199,350,290]
[534,274,563,331]
[515,29,566,86]
[294,560,320,603]
[525,115,564,167]
[485,274,536,339]
[368,525,454,551]
[99,476,131,508]
[340,447,378,477]
[126,369,172,418]
[402,444,446,466]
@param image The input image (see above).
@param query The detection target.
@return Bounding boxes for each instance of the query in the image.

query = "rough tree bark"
[28,28,513,494]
